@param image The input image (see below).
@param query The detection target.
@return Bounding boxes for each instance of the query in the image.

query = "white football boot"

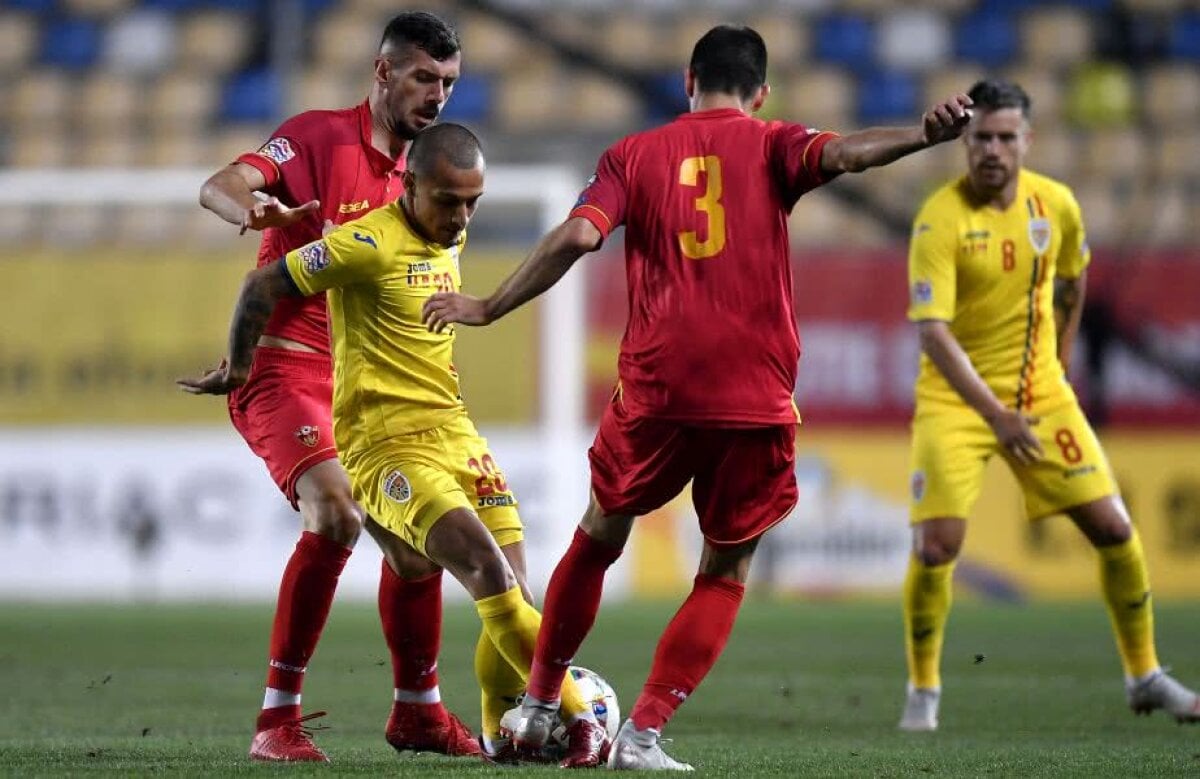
[511,696,557,755]
[606,719,693,771]
[1127,669,1200,723]
[898,682,941,732]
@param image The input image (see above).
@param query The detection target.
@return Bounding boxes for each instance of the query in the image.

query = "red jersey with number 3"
[236,100,406,354]
[571,108,839,426]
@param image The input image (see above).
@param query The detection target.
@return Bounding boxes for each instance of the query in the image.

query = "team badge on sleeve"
[257,137,296,165]
[299,241,330,274]
[1028,217,1051,255]
[912,279,933,305]
[382,470,412,504]
[911,470,926,502]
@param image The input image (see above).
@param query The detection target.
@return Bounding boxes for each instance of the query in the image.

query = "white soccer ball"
[499,666,620,757]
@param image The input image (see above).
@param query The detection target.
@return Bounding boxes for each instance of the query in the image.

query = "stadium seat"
[999,66,1063,124]
[313,12,381,72]
[1066,62,1136,128]
[77,133,139,168]
[1136,186,1188,246]
[567,72,642,131]
[749,12,809,68]
[46,203,107,245]
[814,14,874,70]
[1024,129,1080,183]
[1072,180,1120,246]
[877,10,951,72]
[213,125,274,168]
[1143,64,1200,127]
[437,73,492,124]
[857,70,918,124]
[4,0,56,14]
[671,14,731,67]
[40,18,102,70]
[784,67,855,132]
[0,206,39,245]
[11,69,72,133]
[104,9,175,75]
[1022,8,1093,68]
[1082,129,1147,182]
[148,71,219,133]
[146,130,214,168]
[290,70,362,115]
[599,15,676,69]
[788,190,855,247]
[8,127,69,168]
[0,12,38,74]
[494,69,564,132]
[114,204,188,245]
[184,206,244,246]
[1150,131,1200,182]
[459,11,524,74]
[1167,13,1200,59]
[220,69,281,123]
[179,11,252,74]
[79,73,140,133]
[954,9,1018,68]
[64,0,132,16]
[923,67,987,114]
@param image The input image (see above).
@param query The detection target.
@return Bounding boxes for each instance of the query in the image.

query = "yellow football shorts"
[909,399,1117,523]
[344,414,523,556]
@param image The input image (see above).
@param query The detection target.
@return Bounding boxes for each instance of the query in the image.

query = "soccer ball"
[499,666,620,757]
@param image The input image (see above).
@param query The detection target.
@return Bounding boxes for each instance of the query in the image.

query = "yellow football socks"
[473,585,592,723]
[1098,531,1159,678]
[903,555,955,690]
[475,628,525,740]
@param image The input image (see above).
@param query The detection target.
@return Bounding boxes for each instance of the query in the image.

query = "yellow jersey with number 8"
[907,169,1090,416]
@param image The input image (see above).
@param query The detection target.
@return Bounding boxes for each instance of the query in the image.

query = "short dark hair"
[689,25,768,100]
[380,11,460,60]
[967,79,1031,119]
[407,122,484,175]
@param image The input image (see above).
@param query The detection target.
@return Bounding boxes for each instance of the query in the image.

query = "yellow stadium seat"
[1143,65,1200,128]
[459,11,523,73]
[671,13,730,67]
[9,128,69,168]
[1024,129,1080,183]
[76,133,139,168]
[46,204,107,246]
[0,13,38,74]
[924,66,987,110]
[179,11,252,74]
[493,68,564,133]
[146,130,214,168]
[1022,8,1092,68]
[12,69,72,133]
[314,12,382,72]
[213,125,274,168]
[750,12,809,68]
[784,67,855,133]
[114,204,188,246]
[1081,129,1147,182]
[148,71,219,133]
[567,72,642,131]
[63,0,131,16]
[1150,131,1200,182]
[1136,186,1188,246]
[787,189,850,247]
[1072,180,1120,246]
[290,70,364,115]
[79,73,140,133]
[601,15,675,70]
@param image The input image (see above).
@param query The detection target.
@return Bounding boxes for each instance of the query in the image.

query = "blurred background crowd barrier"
[1,0,1197,602]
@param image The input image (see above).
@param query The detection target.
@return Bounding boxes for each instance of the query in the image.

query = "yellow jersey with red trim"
[282,202,465,455]
[907,169,1090,414]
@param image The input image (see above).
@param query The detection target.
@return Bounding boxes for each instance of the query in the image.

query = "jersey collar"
[357,99,405,176]
[677,108,748,121]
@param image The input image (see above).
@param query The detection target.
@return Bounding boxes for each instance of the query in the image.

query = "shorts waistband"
[254,346,333,369]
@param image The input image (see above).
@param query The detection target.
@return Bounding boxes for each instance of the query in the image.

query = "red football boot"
[248,711,329,762]
[558,718,609,769]
[385,702,482,757]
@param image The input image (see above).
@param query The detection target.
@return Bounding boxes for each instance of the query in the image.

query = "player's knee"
[302,488,364,546]
[454,550,516,599]
[914,540,960,566]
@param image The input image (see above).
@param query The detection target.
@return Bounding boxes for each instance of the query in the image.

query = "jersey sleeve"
[283,220,386,296]
[567,144,627,239]
[768,122,841,207]
[235,114,312,191]
[1055,187,1091,280]
[907,202,957,322]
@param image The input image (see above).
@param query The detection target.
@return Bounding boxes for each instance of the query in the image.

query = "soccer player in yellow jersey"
[180,123,608,766]
[899,80,1200,732]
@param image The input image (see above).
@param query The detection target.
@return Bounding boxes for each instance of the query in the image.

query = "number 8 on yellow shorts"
[909,399,1118,523]
[344,414,524,556]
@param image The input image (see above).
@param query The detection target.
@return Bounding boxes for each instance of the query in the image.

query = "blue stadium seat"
[955,9,1018,68]
[206,0,264,12]
[140,0,205,10]
[857,70,918,125]
[438,74,492,123]
[220,68,279,122]
[646,71,688,122]
[6,0,57,14]
[814,14,874,71]
[41,18,101,70]
[1168,14,1200,60]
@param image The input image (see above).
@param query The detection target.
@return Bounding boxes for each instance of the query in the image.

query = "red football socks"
[528,527,624,702]
[259,531,351,730]
[629,574,745,732]
[379,561,443,699]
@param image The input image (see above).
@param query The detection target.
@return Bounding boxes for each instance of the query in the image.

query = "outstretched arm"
[177,260,300,394]
[423,217,602,332]
[819,94,972,175]
[1054,272,1087,376]
[199,161,320,235]
[917,319,1043,465]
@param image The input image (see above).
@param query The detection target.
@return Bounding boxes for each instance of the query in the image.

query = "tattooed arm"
[1053,271,1086,376]
[177,259,300,395]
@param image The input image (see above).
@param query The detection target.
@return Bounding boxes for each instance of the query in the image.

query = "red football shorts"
[588,397,798,546]
[228,347,338,507]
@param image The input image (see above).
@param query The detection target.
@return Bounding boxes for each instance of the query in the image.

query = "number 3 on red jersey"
[677,155,726,260]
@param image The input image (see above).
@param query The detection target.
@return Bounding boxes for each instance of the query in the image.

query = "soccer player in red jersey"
[193,12,478,762]
[423,25,971,769]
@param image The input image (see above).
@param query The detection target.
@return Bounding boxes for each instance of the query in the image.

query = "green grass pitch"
[1,599,1198,776]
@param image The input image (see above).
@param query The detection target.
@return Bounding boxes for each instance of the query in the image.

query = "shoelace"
[283,711,330,740]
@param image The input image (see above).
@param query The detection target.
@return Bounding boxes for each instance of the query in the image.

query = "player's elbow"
[198,172,226,210]
[560,217,603,256]
[821,140,868,174]
[917,321,950,355]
